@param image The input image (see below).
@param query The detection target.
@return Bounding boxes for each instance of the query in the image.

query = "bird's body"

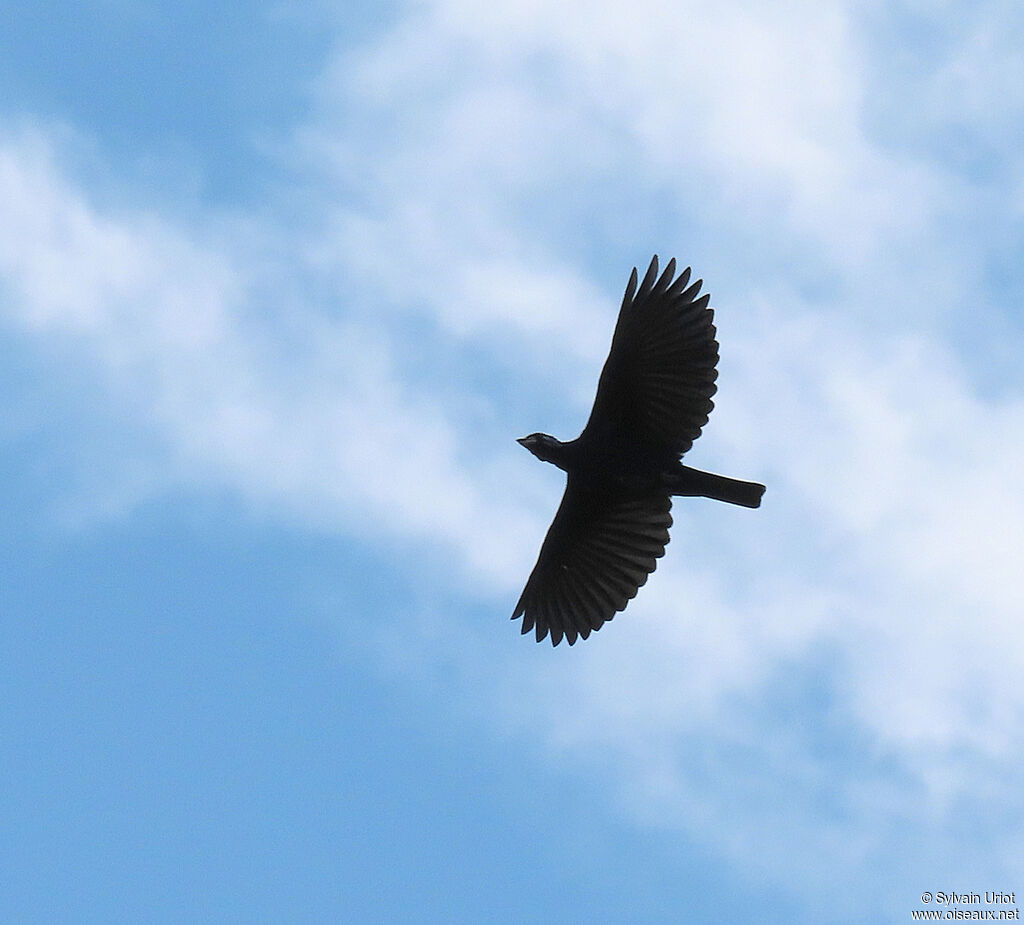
[513,256,764,646]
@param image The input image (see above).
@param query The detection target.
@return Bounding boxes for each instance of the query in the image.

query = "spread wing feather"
[581,256,719,457]
[512,482,673,646]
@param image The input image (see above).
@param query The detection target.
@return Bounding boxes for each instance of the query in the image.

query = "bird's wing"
[512,480,672,646]
[580,256,719,457]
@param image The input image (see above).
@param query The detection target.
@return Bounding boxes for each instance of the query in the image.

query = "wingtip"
[666,265,692,298]
[652,256,677,296]
[678,277,704,304]
[637,255,659,298]
[621,265,639,309]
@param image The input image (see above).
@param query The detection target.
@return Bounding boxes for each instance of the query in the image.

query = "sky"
[2,1,1023,922]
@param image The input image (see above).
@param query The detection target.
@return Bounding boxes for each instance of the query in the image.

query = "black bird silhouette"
[513,256,765,646]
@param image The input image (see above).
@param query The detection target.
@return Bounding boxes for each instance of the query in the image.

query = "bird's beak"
[517,437,529,448]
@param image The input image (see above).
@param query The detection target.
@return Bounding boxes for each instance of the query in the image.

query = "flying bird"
[513,256,765,646]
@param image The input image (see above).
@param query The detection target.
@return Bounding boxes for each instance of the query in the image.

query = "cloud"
[299,0,1024,905]
[4,0,1024,916]
[0,127,541,586]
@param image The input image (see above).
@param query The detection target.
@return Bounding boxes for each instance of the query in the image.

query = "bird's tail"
[668,466,765,509]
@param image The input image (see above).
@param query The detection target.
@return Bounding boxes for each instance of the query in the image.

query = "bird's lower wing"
[512,483,673,646]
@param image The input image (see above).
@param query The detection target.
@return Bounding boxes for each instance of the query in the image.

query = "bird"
[513,255,765,646]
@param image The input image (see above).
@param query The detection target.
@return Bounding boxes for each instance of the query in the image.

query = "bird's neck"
[545,437,578,472]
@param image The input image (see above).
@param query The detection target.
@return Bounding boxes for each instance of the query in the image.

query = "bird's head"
[517,433,564,466]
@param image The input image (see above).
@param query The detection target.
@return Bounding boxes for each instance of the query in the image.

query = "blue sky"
[3,1,1023,922]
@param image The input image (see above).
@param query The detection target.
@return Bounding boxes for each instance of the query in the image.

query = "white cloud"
[0,128,542,586]
[299,0,1024,905]
[4,0,1024,916]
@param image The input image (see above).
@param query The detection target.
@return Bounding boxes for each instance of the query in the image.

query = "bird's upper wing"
[512,479,672,646]
[580,256,719,457]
